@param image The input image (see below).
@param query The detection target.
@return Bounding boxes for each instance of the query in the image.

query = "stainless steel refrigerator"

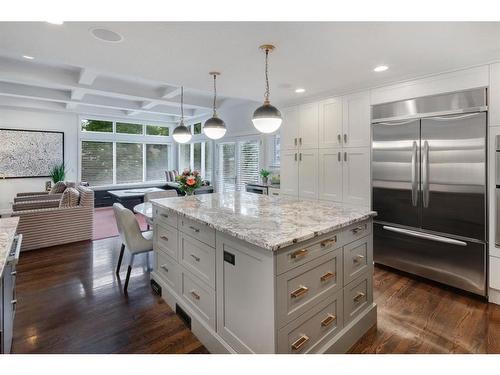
[371,88,488,296]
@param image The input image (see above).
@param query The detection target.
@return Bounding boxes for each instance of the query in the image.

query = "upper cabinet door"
[298,149,319,200]
[319,98,343,149]
[281,106,300,150]
[318,148,343,202]
[342,148,370,207]
[280,149,299,197]
[342,91,370,148]
[298,102,319,149]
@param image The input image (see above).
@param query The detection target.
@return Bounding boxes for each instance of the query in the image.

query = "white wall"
[0,107,78,209]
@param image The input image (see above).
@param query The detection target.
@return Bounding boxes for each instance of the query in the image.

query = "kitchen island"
[150,192,376,354]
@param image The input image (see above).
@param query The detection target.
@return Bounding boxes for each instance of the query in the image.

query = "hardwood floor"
[11,238,500,354]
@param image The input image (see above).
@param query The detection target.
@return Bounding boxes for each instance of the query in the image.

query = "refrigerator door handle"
[422,140,430,208]
[428,113,482,121]
[382,226,468,246]
[411,140,418,207]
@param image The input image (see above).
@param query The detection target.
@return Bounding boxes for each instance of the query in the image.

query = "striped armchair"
[12,186,94,251]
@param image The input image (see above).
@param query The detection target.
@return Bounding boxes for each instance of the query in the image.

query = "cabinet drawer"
[179,216,215,248]
[155,250,181,295]
[155,206,178,229]
[277,292,343,354]
[277,249,342,327]
[276,232,341,275]
[344,270,373,325]
[268,187,281,197]
[154,223,178,261]
[343,235,373,285]
[180,271,216,330]
[179,232,216,288]
[342,220,371,245]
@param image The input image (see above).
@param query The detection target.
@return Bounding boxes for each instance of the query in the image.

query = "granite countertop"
[152,192,376,251]
[0,217,19,276]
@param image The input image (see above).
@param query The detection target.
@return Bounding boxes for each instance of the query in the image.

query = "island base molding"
[151,270,377,354]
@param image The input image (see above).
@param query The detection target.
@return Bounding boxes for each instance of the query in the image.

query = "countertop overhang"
[0,217,20,276]
[152,192,376,251]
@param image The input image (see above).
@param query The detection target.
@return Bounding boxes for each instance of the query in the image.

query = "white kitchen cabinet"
[281,106,300,150]
[319,97,343,149]
[298,102,319,149]
[280,149,299,197]
[342,148,370,206]
[318,148,343,202]
[298,149,319,200]
[342,91,370,148]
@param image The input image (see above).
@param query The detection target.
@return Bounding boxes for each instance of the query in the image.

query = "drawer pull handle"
[190,291,201,300]
[272,192,279,196]
[190,254,201,262]
[352,225,365,234]
[11,299,17,305]
[161,213,169,218]
[353,254,365,263]
[290,286,309,298]
[353,291,366,302]
[189,226,200,233]
[290,248,308,259]
[291,335,310,351]
[320,237,337,248]
[321,314,337,327]
[160,236,169,242]
[161,265,169,273]
[320,271,335,282]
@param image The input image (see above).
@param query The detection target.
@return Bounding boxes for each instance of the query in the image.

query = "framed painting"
[0,128,64,179]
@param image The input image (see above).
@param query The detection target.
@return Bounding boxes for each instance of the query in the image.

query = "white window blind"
[237,140,260,191]
[146,144,170,181]
[218,140,260,192]
[218,143,237,192]
[81,141,113,186]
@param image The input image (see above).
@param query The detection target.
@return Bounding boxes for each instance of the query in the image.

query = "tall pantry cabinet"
[280,91,371,207]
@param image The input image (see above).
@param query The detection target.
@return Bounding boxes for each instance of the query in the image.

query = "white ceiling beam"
[78,68,98,85]
[141,100,157,110]
[70,89,86,101]
[160,86,182,99]
[0,57,213,111]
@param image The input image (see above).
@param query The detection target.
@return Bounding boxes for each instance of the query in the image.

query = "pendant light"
[203,72,227,140]
[172,86,192,143]
[252,44,282,134]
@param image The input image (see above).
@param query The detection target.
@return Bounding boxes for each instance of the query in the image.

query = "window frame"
[78,116,173,188]
[176,140,214,182]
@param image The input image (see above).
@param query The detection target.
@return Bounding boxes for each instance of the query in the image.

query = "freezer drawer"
[374,223,486,296]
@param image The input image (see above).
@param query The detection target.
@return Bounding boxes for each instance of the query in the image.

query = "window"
[79,118,172,186]
[116,143,143,184]
[146,144,170,181]
[81,119,113,133]
[193,122,202,135]
[116,122,143,135]
[218,139,261,192]
[272,134,280,166]
[81,141,113,185]
[146,125,169,136]
[177,141,213,181]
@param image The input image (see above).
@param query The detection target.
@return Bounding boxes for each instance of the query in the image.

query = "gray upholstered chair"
[144,190,178,202]
[113,203,153,293]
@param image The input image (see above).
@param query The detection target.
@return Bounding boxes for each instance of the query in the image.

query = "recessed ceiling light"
[22,55,34,60]
[295,88,306,93]
[90,27,124,43]
[374,65,389,72]
[47,21,64,25]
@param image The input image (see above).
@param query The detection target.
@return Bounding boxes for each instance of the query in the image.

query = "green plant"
[49,163,67,183]
[260,169,271,178]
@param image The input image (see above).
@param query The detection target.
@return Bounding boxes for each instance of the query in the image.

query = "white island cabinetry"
[151,193,376,354]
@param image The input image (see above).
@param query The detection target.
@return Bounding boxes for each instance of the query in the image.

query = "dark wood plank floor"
[11,237,500,354]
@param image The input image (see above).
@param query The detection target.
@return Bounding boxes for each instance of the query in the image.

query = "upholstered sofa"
[12,185,94,251]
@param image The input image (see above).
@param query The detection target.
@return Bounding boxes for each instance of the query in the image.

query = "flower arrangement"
[176,169,202,195]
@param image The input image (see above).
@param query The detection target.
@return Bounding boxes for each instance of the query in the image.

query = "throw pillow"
[50,181,67,194]
[59,187,80,208]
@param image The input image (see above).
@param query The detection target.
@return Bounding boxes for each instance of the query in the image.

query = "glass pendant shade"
[204,115,227,140]
[252,102,282,134]
[172,123,192,143]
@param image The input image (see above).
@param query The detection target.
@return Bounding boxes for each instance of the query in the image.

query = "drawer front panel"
[277,249,342,327]
[268,188,281,197]
[344,269,373,325]
[277,292,343,354]
[342,220,371,245]
[179,232,216,288]
[155,250,181,295]
[179,216,216,248]
[276,232,341,275]
[155,206,178,229]
[154,223,178,261]
[181,271,216,329]
[343,235,373,285]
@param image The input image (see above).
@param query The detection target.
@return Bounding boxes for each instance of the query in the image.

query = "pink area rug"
[93,207,148,240]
